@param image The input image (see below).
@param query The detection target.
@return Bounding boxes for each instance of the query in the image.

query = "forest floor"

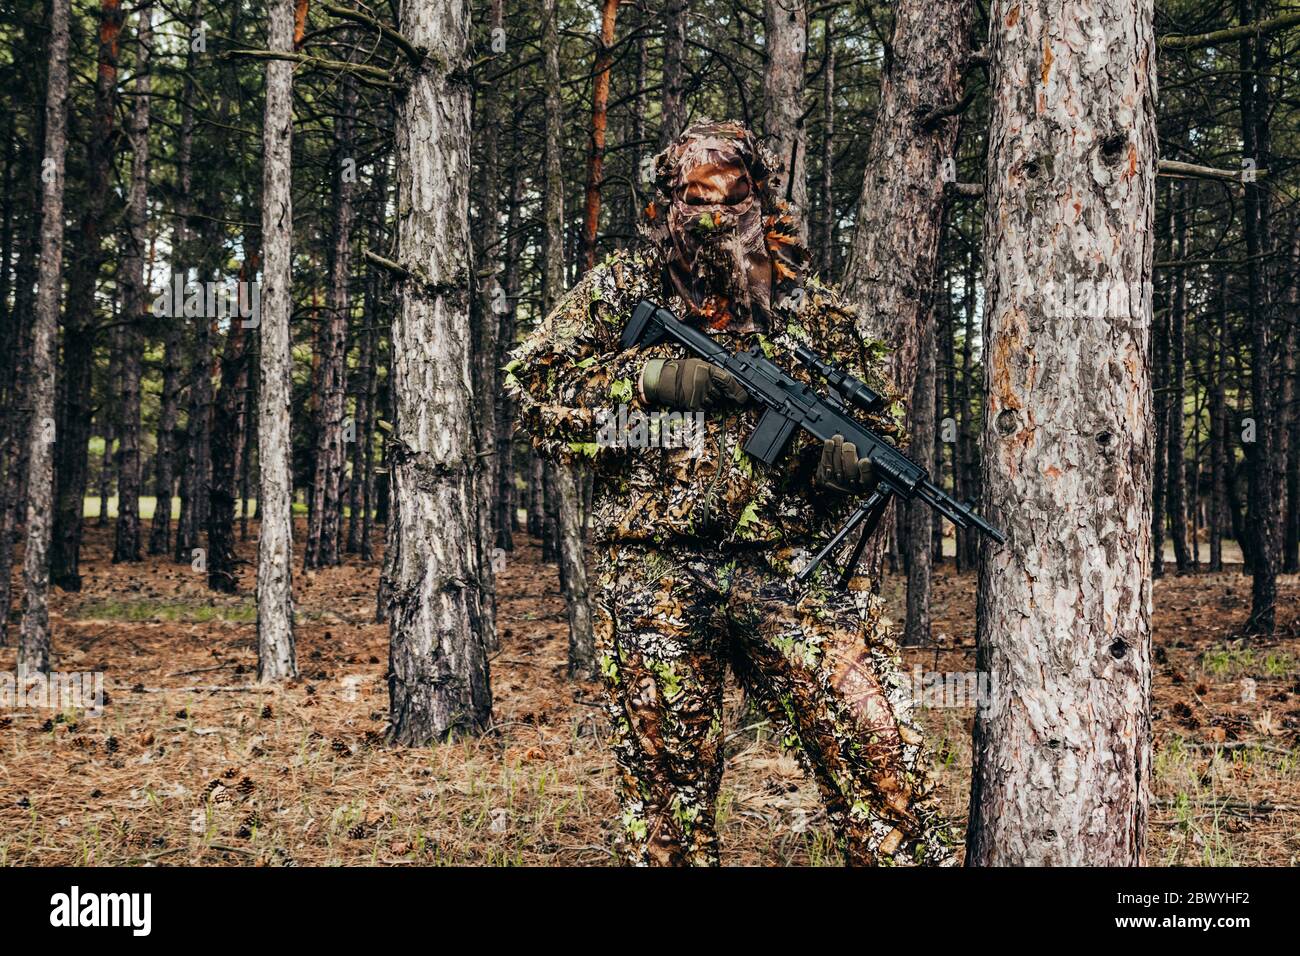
[1,521,1298,866]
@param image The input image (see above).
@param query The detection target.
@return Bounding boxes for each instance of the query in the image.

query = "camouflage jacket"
[506,250,903,567]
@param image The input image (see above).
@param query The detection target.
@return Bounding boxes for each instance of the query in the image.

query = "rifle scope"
[794,345,886,415]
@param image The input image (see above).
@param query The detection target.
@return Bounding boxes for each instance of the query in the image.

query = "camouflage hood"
[644,120,808,333]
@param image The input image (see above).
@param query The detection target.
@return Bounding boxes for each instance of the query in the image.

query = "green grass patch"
[70,598,257,624]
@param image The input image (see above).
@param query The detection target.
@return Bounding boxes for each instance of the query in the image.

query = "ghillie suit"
[507,121,955,866]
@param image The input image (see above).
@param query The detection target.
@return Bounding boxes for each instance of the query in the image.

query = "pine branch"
[1160,10,1300,51]
[220,48,401,88]
[321,3,424,68]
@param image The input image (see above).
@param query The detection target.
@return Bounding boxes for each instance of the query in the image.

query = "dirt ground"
[1,522,1297,866]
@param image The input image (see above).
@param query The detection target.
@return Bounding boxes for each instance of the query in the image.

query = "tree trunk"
[762,0,807,236]
[659,0,689,147]
[256,0,298,681]
[528,448,546,540]
[494,165,525,551]
[967,0,1156,866]
[17,0,71,674]
[305,68,358,569]
[841,0,972,587]
[1166,187,1191,572]
[385,0,492,743]
[903,307,936,646]
[581,0,619,271]
[113,3,152,564]
[1283,230,1300,572]
[0,100,44,646]
[819,15,835,276]
[542,0,596,679]
[1239,0,1278,635]
[1150,195,1169,578]
[1208,277,1227,572]
[208,312,251,592]
[51,0,123,589]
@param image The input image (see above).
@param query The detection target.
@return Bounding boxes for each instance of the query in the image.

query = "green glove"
[639,358,750,411]
[816,434,877,492]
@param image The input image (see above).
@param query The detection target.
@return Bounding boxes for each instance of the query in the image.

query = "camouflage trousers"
[594,542,955,866]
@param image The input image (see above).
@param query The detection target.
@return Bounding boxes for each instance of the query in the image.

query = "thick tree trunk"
[841,0,972,586]
[113,4,152,564]
[52,0,123,589]
[305,69,358,570]
[762,0,807,236]
[385,0,492,743]
[256,0,298,682]
[18,0,71,675]
[659,0,689,147]
[967,0,1156,866]
[542,0,596,679]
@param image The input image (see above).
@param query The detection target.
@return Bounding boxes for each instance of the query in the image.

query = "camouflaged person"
[506,120,955,866]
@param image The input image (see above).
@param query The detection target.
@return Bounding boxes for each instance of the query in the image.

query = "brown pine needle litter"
[2,521,1297,866]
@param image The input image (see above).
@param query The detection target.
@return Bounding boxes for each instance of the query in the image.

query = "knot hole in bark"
[1099,133,1128,164]
[995,408,1018,436]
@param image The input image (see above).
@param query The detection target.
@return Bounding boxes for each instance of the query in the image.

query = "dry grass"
[1,523,1297,866]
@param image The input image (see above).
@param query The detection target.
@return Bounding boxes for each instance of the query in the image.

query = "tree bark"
[51,0,123,589]
[385,0,492,743]
[18,0,72,674]
[1239,0,1278,635]
[1208,277,1228,572]
[762,0,807,236]
[305,67,358,569]
[1283,230,1299,572]
[819,15,835,276]
[256,0,298,681]
[1166,186,1191,572]
[1151,193,1169,577]
[967,0,1156,866]
[659,0,689,147]
[542,0,596,679]
[208,307,251,592]
[113,3,153,564]
[581,0,619,271]
[841,0,973,587]
[903,307,936,646]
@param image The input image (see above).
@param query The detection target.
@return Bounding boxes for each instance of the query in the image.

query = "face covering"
[644,120,808,333]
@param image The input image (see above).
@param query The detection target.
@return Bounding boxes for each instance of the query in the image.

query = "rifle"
[620,300,1006,586]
